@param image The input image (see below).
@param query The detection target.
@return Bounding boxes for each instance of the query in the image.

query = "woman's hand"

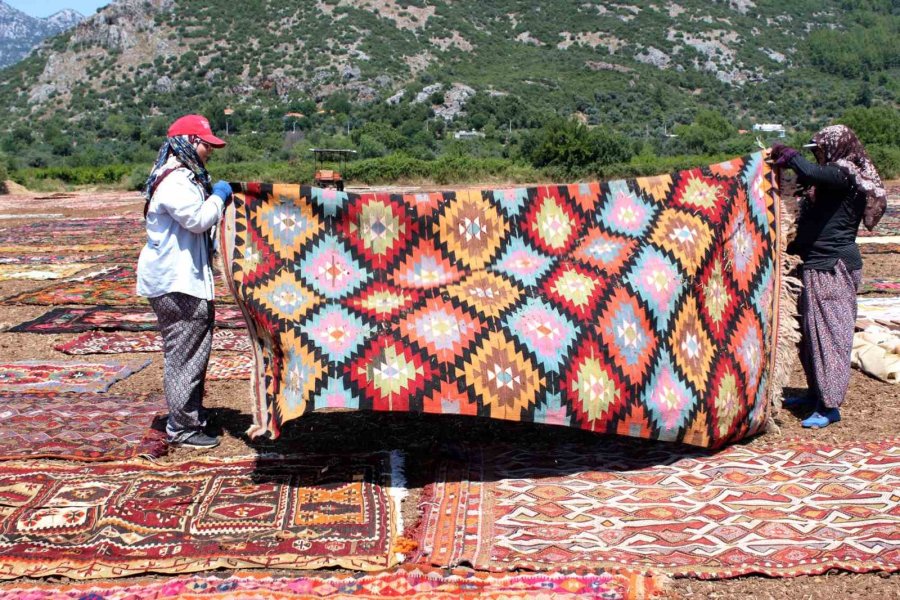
[770,143,799,167]
[211,181,233,205]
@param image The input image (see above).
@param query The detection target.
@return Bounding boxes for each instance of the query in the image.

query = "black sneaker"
[172,432,220,449]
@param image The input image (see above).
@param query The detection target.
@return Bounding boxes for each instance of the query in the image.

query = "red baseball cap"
[167,114,227,147]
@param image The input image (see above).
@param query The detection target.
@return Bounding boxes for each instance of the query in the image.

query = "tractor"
[310,148,356,191]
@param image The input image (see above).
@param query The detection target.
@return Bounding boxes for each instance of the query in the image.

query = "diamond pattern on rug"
[55,329,251,354]
[0,452,405,579]
[9,306,246,334]
[415,439,900,578]
[206,354,253,380]
[222,153,783,447]
[0,392,166,461]
[0,567,665,599]
[0,359,150,393]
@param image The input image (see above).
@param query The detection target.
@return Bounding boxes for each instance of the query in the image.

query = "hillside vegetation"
[0,0,897,187]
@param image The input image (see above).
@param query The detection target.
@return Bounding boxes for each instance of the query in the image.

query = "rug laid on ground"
[0,250,138,265]
[0,216,144,253]
[0,392,166,461]
[0,567,665,599]
[221,152,795,448]
[413,438,900,578]
[859,278,900,294]
[0,452,405,579]
[0,263,96,281]
[857,296,900,332]
[3,265,234,306]
[8,306,247,333]
[0,359,150,392]
[207,354,253,380]
[857,204,900,237]
[55,329,251,354]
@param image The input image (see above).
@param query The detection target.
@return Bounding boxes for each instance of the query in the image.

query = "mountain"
[0,0,895,171]
[0,2,84,68]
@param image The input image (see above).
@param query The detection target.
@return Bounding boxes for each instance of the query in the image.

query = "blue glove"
[211,180,233,205]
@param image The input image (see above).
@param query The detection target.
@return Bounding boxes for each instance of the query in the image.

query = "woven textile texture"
[3,265,234,306]
[0,452,405,579]
[0,567,665,599]
[222,153,785,447]
[856,296,900,332]
[9,306,247,333]
[859,278,900,294]
[0,251,137,265]
[0,359,150,393]
[414,438,900,578]
[207,354,253,380]
[55,329,251,354]
[0,264,96,281]
[0,216,144,253]
[0,392,166,461]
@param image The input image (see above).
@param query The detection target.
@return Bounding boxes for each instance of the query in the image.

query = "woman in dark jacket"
[770,125,887,428]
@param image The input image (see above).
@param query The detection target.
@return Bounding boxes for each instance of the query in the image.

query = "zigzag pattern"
[221,153,781,447]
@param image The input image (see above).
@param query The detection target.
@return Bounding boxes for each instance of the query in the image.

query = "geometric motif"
[416,440,900,577]
[397,297,484,365]
[297,235,370,299]
[0,453,404,578]
[0,359,150,393]
[223,152,783,447]
[457,330,545,421]
[523,188,581,255]
[649,209,714,277]
[436,190,508,269]
[504,297,579,374]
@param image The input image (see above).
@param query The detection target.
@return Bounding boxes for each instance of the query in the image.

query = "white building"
[752,123,786,138]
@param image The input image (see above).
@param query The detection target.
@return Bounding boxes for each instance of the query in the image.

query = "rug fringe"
[388,450,410,564]
[769,168,803,426]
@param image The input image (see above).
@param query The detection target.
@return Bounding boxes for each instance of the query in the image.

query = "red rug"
[414,438,900,578]
[0,392,166,461]
[0,452,406,579]
[207,354,253,380]
[9,306,246,333]
[56,329,251,354]
[0,359,150,393]
[0,567,665,599]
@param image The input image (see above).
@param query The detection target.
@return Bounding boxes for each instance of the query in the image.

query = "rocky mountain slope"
[0,2,83,68]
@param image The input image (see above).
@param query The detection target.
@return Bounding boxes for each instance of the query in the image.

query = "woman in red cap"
[770,125,887,429]
[136,114,232,449]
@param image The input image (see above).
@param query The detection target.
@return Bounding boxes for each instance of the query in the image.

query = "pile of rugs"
[0,171,897,599]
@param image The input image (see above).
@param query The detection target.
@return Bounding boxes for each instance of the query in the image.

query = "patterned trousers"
[148,292,214,443]
[799,260,861,409]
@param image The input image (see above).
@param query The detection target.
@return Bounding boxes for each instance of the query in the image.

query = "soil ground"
[0,186,898,599]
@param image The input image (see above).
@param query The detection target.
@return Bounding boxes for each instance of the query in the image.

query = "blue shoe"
[801,408,841,429]
[782,395,814,409]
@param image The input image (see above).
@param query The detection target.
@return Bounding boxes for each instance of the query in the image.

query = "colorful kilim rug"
[858,204,900,237]
[0,264,96,281]
[414,438,900,578]
[859,242,900,254]
[8,306,247,333]
[0,359,150,393]
[55,329,251,354]
[0,392,166,461]
[0,250,139,264]
[0,191,143,213]
[860,278,900,294]
[221,153,788,447]
[3,265,234,306]
[0,216,144,252]
[0,567,665,599]
[0,452,405,579]
[207,354,253,380]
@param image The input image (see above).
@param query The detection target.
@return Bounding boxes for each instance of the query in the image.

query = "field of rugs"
[0,185,896,599]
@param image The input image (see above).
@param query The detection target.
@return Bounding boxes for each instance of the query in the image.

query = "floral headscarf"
[143,135,212,202]
[810,124,886,231]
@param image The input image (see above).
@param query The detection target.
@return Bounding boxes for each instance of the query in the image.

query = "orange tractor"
[311,148,356,191]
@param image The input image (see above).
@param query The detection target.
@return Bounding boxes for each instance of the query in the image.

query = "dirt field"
[0,189,898,599]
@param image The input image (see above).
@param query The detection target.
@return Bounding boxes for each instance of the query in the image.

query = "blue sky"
[6,1,109,18]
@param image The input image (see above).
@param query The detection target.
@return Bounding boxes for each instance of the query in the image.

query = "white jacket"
[136,159,225,300]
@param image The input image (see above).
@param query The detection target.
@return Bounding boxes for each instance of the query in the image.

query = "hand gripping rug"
[55,329,251,354]
[0,567,666,599]
[3,265,234,306]
[413,438,900,578]
[8,306,247,334]
[221,152,800,447]
[0,452,406,579]
[0,392,166,461]
[0,359,150,393]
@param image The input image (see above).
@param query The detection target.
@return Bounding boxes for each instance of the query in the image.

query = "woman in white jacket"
[137,114,232,449]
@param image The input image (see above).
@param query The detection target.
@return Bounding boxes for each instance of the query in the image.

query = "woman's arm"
[788,155,852,191]
[155,172,224,234]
